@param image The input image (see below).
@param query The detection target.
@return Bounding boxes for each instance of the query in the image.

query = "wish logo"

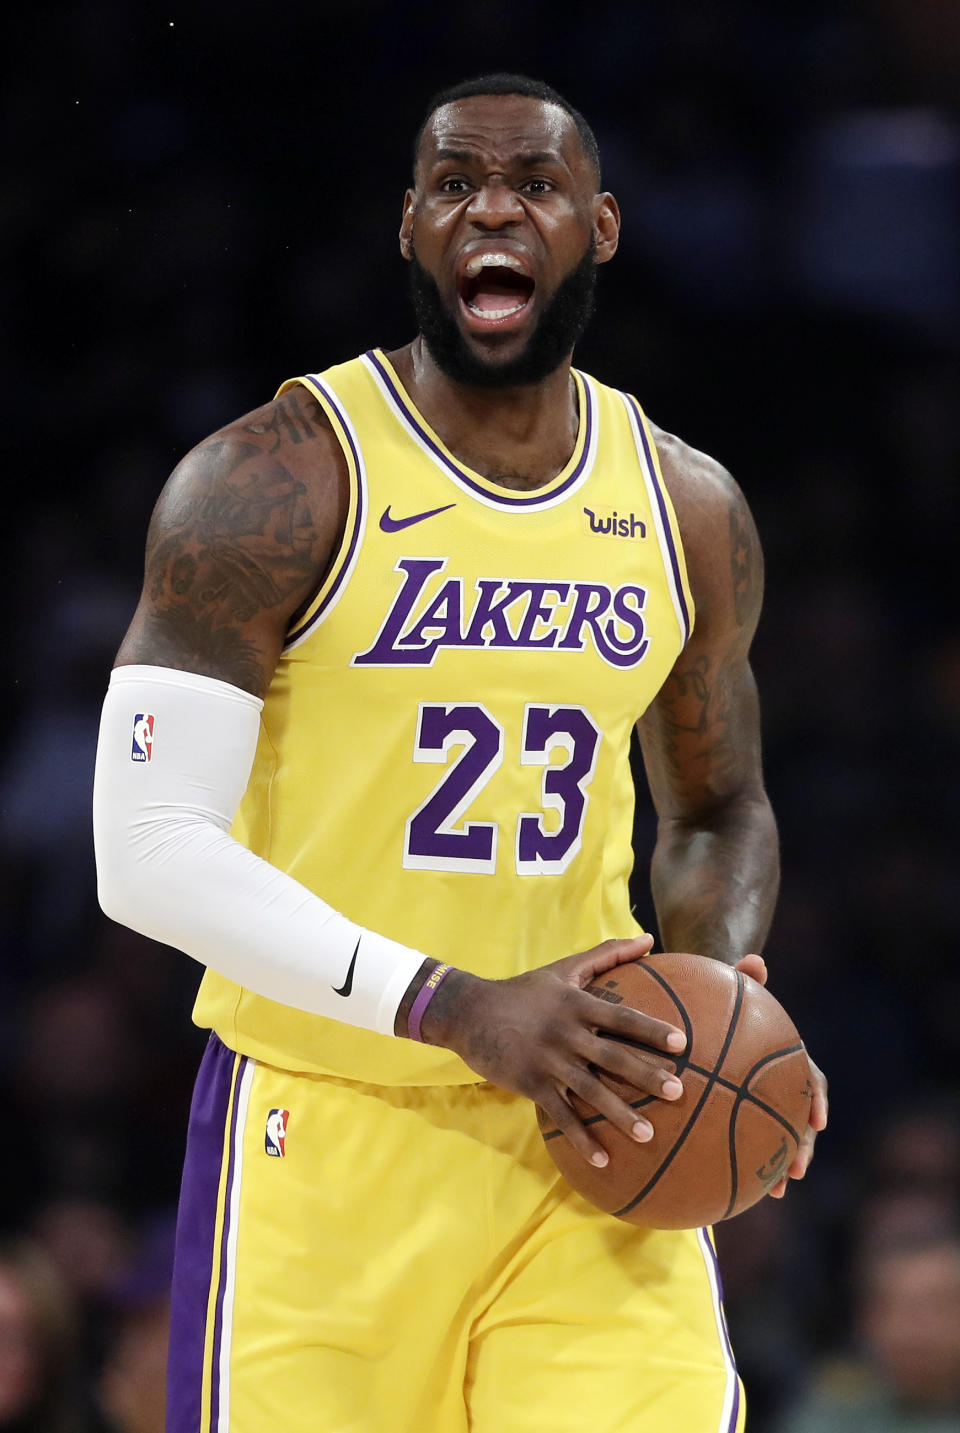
[352,558,651,671]
[584,507,646,539]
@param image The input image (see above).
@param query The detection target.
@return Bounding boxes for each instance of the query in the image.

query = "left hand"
[734,954,828,1199]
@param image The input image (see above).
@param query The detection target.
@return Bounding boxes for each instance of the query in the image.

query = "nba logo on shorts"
[265,1109,289,1158]
[131,714,155,763]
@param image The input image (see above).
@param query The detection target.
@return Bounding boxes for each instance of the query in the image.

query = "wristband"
[407,962,454,1042]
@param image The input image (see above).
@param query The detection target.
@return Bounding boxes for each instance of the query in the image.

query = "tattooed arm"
[96,383,444,1036]
[115,385,347,692]
[638,428,828,1193]
[637,428,778,964]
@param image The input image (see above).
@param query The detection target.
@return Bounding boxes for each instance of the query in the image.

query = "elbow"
[95,861,148,936]
[662,784,775,834]
[93,828,163,940]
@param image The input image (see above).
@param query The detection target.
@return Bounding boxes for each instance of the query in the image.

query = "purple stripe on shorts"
[366,349,594,507]
[623,393,692,645]
[700,1229,741,1433]
[209,1051,248,1432]
[166,1035,241,1433]
[284,374,365,646]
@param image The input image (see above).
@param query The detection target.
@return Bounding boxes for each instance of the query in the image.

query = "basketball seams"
[547,1048,804,1144]
[611,972,746,1219]
[738,1043,806,1146]
[740,1043,804,1086]
[723,1101,741,1222]
[540,962,710,1139]
[628,961,695,1053]
[720,1045,807,1219]
[740,1095,801,1145]
[539,959,808,1229]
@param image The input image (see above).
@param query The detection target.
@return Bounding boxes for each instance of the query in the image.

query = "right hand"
[422,935,687,1168]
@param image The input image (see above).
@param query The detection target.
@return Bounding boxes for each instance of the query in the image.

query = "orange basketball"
[537,953,812,1228]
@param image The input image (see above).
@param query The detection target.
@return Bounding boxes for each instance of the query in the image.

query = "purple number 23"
[404,703,601,875]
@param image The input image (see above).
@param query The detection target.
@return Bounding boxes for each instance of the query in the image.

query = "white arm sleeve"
[92,665,429,1036]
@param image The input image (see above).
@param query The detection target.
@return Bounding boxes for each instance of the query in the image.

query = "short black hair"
[414,73,601,186]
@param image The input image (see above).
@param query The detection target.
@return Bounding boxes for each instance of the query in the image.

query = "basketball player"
[93,74,827,1432]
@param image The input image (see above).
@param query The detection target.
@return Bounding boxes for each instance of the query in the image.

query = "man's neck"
[387,336,580,491]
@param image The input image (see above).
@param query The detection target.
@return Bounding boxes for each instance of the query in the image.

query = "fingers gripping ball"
[537,953,813,1228]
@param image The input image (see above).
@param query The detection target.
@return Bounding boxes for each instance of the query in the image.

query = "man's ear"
[399,189,415,261]
[593,191,620,265]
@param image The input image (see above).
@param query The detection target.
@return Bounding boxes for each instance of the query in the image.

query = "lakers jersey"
[192,350,694,1085]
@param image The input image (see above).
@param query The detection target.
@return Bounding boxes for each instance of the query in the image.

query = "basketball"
[537,953,812,1228]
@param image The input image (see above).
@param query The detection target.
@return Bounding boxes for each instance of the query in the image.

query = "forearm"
[649,793,779,964]
[94,666,427,1035]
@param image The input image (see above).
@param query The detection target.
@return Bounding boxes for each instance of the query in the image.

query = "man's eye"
[520,179,553,195]
[439,177,470,194]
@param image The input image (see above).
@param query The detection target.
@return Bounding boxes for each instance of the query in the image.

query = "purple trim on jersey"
[284,374,365,646]
[366,349,594,507]
[622,393,692,645]
[167,1036,243,1433]
[700,1228,741,1433]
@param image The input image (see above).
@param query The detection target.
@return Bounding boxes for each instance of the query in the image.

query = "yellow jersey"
[192,349,694,1084]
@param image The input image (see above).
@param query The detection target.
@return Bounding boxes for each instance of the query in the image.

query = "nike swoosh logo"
[379,503,456,532]
[332,938,360,998]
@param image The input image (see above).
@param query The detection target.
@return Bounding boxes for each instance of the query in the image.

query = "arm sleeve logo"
[131,714,155,763]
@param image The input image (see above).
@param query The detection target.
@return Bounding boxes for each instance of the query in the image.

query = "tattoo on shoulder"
[136,439,320,691]
[729,495,754,629]
[242,388,331,454]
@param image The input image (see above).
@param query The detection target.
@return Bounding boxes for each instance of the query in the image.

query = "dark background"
[2,2,959,1429]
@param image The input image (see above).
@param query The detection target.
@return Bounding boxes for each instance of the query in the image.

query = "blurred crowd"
[2,0,960,1427]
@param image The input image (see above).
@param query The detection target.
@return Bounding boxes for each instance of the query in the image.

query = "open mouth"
[457,251,536,327]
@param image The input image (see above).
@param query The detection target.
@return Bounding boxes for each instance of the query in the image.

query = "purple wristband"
[407,962,454,1042]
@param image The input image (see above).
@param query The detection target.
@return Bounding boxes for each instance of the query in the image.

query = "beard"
[407,239,597,389]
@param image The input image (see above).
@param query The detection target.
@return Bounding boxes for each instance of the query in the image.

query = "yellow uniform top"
[192,349,695,1085]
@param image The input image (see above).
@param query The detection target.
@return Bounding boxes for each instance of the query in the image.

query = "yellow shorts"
[167,1035,745,1433]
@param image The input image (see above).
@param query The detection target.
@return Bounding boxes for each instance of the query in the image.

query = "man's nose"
[466,179,523,227]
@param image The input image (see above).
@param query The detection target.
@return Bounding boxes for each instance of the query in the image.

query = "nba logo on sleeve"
[265,1109,289,1157]
[131,714,155,763]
